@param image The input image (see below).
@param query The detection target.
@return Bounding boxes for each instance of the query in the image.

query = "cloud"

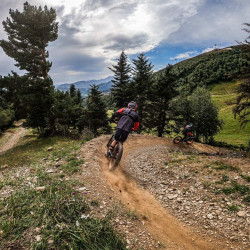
[0,0,249,84]
[170,51,198,60]
[167,0,250,45]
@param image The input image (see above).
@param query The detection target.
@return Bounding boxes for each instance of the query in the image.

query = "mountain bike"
[173,132,194,144]
[105,134,123,171]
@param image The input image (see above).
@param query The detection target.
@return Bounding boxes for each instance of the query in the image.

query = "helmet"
[189,123,193,127]
[128,101,138,111]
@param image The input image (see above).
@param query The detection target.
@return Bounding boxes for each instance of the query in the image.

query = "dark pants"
[114,128,129,143]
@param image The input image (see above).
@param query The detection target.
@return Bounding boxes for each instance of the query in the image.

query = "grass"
[240,174,250,183]
[227,204,239,212]
[211,79,250,146]
[212,161,240,172]
[222,181,250,196]
[0,178,126,249]
[0,132,127,249]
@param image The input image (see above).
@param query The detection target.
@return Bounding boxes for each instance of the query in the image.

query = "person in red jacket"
[107,101,139,157]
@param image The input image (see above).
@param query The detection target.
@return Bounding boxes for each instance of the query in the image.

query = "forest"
[0,2,249,147]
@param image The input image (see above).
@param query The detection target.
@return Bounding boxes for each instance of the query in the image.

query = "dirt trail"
[0,120,26,155]
[99,135,227,249]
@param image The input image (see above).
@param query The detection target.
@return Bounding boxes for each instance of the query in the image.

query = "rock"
[48,239,54,244]
[55,158,61,162]
[167,194,178,200]
[47,147,53,151]
[35,227,41,233]
[55,162,61,167]
[207,214,214,220]
[177,198,182,203]
[35,186,45,192]
[78,187,86,191]
[35,235,42,241]
[46,169,57,173]
[215,210,221,215]
[237,211,246,217]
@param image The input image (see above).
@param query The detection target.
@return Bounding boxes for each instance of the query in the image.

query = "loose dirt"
[0,120,26,155]
[80,134,248,249]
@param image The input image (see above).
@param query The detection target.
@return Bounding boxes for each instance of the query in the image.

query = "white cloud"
[0,0,249,84]
[170,50,198,60]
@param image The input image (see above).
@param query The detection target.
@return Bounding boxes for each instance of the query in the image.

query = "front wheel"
[109,142,123,171]
[173,136,182,144]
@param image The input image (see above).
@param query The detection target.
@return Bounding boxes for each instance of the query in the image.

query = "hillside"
[157,45,248,88]
[0,131,249,249]
[211,80,250,146]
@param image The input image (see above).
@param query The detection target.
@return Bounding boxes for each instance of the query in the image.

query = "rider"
[107,101,139,157]
[183,123,193,139]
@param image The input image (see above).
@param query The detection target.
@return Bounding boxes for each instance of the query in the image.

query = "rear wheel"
[109,142,123,171]
[186,137,194,144]
[173,136,182,144]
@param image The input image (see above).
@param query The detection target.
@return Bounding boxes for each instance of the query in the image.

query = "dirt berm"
[79,134,248,250]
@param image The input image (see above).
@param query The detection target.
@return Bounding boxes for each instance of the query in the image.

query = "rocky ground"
[125,145,249,249]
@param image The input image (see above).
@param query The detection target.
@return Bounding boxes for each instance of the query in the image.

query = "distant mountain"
[56,76,113,97]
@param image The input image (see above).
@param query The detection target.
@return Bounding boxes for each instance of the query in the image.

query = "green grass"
[222,181,249,196]
[211,80,250,146]
[227,204,239,212]
[0,132,127,249]
[212,161,240,172]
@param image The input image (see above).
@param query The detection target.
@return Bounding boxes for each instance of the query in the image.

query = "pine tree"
[24,77,55,132]
[233,23,250,127]
[85,85,110,136]
[151,65,177,137]
[233,78,250,127]
[70,84,77,98]
[109,51,131,108]
[132,53,154,133]
[0,2,58,79]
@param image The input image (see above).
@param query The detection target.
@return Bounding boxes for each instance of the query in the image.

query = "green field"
[211,80,250,146]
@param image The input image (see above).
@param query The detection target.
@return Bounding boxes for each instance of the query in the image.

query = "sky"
[0,0,249,85]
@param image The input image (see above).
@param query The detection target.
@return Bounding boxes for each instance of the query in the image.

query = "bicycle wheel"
[109,142,123,171]
[186,137,194,144]
[105,135,114,156]
[173,136,182,144]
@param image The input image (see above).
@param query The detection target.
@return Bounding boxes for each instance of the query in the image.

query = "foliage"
[132,53,154,133]
[0,106,15,133]
[84,85,111,136]
[0,2,58,79]
[150,64,178,137]
[23,77,55,132]
[157,45,248,89]
[173,86,222,142]
[189,87,223,142]
[233,78,250,127]
[110,51,131,108]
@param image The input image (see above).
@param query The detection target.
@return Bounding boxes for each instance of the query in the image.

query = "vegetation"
[131,53,154,133]
[83,85,110,136]
[109,51,131,108]
[0,134,126,249]
[0,2,58,79]
[211,80,250,146]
